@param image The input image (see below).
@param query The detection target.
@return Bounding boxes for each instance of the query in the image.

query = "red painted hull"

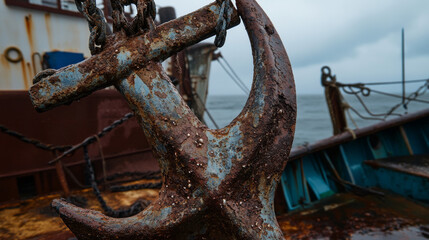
[0,90,159,203]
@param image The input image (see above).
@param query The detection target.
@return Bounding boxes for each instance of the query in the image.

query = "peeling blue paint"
[142,206,173,229]
[258,179,281,239]
[209,4,219,13]
[205,123,244,190]
[117,50,132,72]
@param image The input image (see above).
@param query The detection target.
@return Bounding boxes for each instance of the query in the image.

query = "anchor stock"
[29,2,240,112]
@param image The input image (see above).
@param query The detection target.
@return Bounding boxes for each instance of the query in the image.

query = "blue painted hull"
[281,108,429,210]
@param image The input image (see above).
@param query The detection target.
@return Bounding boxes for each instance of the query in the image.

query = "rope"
[63,164,89,189]
[351,91,401,118]
[214,0,232,47]
[345,127,357,140]
[336,79,429,122]
[345,108,359,130]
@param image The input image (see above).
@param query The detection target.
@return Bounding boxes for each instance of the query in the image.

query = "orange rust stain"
[44,13,53,49]
[0,54,12,88]
[27,61,34,79]
[0,54,10,69]
[25,15,35,55]
[21,60,29,90]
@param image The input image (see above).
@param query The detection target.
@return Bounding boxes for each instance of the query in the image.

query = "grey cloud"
[155,0,429,95]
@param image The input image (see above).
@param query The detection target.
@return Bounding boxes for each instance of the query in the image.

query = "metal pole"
[402,28,406,109]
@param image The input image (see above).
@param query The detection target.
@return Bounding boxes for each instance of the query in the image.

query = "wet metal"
[29,0,296,239]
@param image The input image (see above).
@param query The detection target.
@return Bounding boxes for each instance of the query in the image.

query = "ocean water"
[203,94,429,148]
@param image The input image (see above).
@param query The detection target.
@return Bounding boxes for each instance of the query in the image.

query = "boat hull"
[0,90,158,203]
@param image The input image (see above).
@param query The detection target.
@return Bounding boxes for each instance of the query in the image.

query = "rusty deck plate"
[278,192,429,239]
[0,179,159,240]
[1,189,429,239]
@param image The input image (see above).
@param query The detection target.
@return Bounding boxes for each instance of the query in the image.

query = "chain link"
[83,146,151,218]
[49,112,135,165]
[75,0,108,55]
[132,0,156,33]
[110,0,156,35]
[215,0,232,48]
[110,0,129,33]
[0,125,71,152]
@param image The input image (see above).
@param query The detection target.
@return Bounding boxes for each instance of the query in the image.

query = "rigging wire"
[356,78,429,86]
[337,79,429,124]
[216,57,250,95]
[194,93,220,129]
[219,56,250,93]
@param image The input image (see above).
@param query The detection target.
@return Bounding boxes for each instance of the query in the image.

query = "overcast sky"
[156,0,429,96]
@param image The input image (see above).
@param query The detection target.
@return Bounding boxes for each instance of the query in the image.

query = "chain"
[133,0,156,33]
[75,0,108,55]
[110,0,156,35]
[215,0,232,47]
[110,0,129,33]
[49,112,135,165]
[83,146,151,218]
[0,125,71,152]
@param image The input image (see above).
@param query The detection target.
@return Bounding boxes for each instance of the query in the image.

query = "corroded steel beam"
[30,0,296,239]
[29,2,240,112]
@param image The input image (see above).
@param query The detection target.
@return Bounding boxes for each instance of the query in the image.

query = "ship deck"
[1,185,429,240]
[279,191,429,239]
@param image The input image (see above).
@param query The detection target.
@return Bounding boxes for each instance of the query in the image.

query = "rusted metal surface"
[29,2,240,112]
[2,188,429,239]
[290,108,429,161]
[0,182,159,240]
[29,0,296,239]
[321,66,348,135]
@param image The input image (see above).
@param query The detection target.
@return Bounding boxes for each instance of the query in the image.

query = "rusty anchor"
[29,0,296,239]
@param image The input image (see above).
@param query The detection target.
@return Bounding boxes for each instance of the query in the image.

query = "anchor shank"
[29,2,240,112]
[116,63,203,167]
